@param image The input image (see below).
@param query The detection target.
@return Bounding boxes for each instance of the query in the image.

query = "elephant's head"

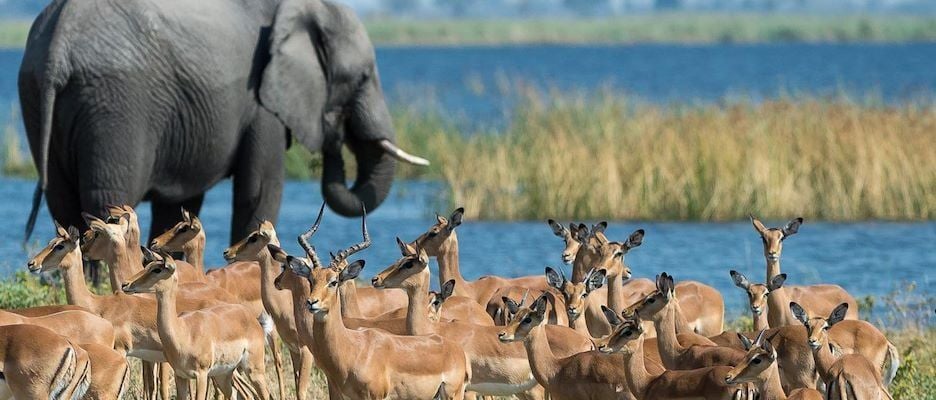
[260,0,427,216]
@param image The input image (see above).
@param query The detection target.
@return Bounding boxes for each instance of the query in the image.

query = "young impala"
[724,330,824,400]
[791,303,893,400]
[749,216,858,327]
[372,240,595,400]
[123,253,270,400]
[279,216,472,400]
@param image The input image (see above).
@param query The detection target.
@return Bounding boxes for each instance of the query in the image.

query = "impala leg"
[518,385,547,400]
[176,376,190,400]
[159,362,172,400]
[194,372,209,400]
[294,347,314,400]
[213,374,235,399]
[142,361,156,400]
[269,334,286,400]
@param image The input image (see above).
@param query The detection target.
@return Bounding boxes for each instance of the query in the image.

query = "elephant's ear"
[260,0,330,151]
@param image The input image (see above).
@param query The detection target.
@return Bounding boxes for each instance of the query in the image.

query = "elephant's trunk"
[321,138,396,217]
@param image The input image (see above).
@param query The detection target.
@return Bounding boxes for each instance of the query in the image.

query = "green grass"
[2,14,936,48]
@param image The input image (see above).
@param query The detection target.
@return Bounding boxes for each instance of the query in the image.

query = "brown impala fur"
[724,330,824,400]
[630,273,747,370]
[0,324,89,400]
[284,249,471,399]
[223,221,314,400]
[598,313,754,400]
[97,206,203,285]
[792,303,893,400]
[7,304,87,317]
[380,279,496,326]
[27,223,231,397]
[414,208,551,308]
[372,241,594,399]
[497,294,631,400]
[0,309,128,399]
[123,255,270,400]
[749,216,858,327]
[570,224,724,337]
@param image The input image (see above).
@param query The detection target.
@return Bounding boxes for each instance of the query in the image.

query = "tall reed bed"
[394,91,935,221]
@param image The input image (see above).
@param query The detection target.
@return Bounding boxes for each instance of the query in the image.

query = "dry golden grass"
[394,91,935,221]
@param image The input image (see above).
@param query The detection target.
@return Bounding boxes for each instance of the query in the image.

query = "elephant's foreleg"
[230,111,285,244]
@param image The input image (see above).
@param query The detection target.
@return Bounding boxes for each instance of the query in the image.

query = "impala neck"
[59,251,96,311]
[284,272,315,346]
[256,249,280,313]
[316,286,355,375]
[812,336,836,384]
[183,231,206,273]
[338,280,363,319]
[607,271,627,313]
[436,234,468,295]
[757,361,788,400]
[106,243,141,292]
[752,310,769,331]
[670,298,695,334]
[524,322,561,386]
[154,280,186,357]
[402,272,434,336]
[651,301,687,369]
[766,259,781,286]
[621,337,651,398]
[569,313,589,334]
[765,280,793,329]
[571,245,598,283]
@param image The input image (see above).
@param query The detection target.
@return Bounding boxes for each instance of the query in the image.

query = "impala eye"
[647,298,656,304]
[402,261,413,269]
[54,244,64,251]
[329,280,338,287]
[178,226,188,233]
[152,268,162,274]
[248,236,258,243]
[522,317,532,324]
[752,358,762,365]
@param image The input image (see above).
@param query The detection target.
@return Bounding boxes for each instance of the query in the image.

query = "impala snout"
[497,331,513,342]
[597,344,612,353]
[26,260,41,273]
[767,252,780,261]
[567,307,580,319]
[751,306,763,316]
[808,338,821,350]
[724,374,735,384]
[306,299,323,313]
[371,276,384,288]
[561,252,574,264]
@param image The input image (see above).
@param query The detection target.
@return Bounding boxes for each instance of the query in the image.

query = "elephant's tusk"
[379,139,430,166]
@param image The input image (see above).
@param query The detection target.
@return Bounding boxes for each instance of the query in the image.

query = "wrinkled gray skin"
[19,0,400,244]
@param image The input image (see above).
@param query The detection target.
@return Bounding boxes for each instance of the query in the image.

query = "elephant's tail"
[24,84,57,245]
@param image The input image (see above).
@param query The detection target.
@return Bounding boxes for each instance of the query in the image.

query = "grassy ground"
[4,93,934,221]
[2,14,936,48]
[0,271,930,399]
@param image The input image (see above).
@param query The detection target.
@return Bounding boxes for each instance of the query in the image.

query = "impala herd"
[2,204,899,399]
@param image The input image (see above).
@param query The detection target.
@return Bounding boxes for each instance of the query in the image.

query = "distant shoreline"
[3,14,936,49]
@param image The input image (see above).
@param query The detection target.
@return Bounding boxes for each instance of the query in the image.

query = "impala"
[372,241,595,400]
[791,303,893,400]
[627,273,746,370]
[223,220,314,400]
[413,208,550,307]
[123,253,270,400]
[490,286,568,327]
[569,225,724,337]
[280,230,472,400]
[497,294,631,400]
[749,216,858,327]
[0,324,89,400]
[379,278,496,326]
[597,313,754,400]
[28,222,231,399]
[545,266,607,334]
[724,330,824,400]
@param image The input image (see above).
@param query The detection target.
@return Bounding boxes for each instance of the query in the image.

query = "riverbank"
[2,14,936,48]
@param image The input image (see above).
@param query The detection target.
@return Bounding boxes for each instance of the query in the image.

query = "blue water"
[1,177,932,317]
[3,43,936,130]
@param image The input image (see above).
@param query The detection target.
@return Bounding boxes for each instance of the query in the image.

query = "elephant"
[18,0,427,244]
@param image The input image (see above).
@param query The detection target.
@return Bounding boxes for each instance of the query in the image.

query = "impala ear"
[141,246,159,264]
[448,207,464,229]
[790,302,809,326]
[440,279,455,300]
[531,294,549,317]
[340,260,365,282]
[750,215,768,235]
[753,329,767,347]
[602,305,622,327]
[585,269,607,293]
[782,218,803,237]
[287,256,312,278]
[730,270,751,289]
[738,333,754,351]
[181,208,192,223]
[547,219,567,237]
[267,244,288,263]
[624,229,644,249]
[504,297,521,316]
[395,237,412,255]
[66,226,80,243]
[591,221,608,236]
[828,303,848,326]
[767,274,787,291]
[545,267,565,290]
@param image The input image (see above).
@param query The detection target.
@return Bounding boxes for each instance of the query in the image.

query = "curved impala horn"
[298,203,326,269]
[379,139,430,166]
[332,205,371,267]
